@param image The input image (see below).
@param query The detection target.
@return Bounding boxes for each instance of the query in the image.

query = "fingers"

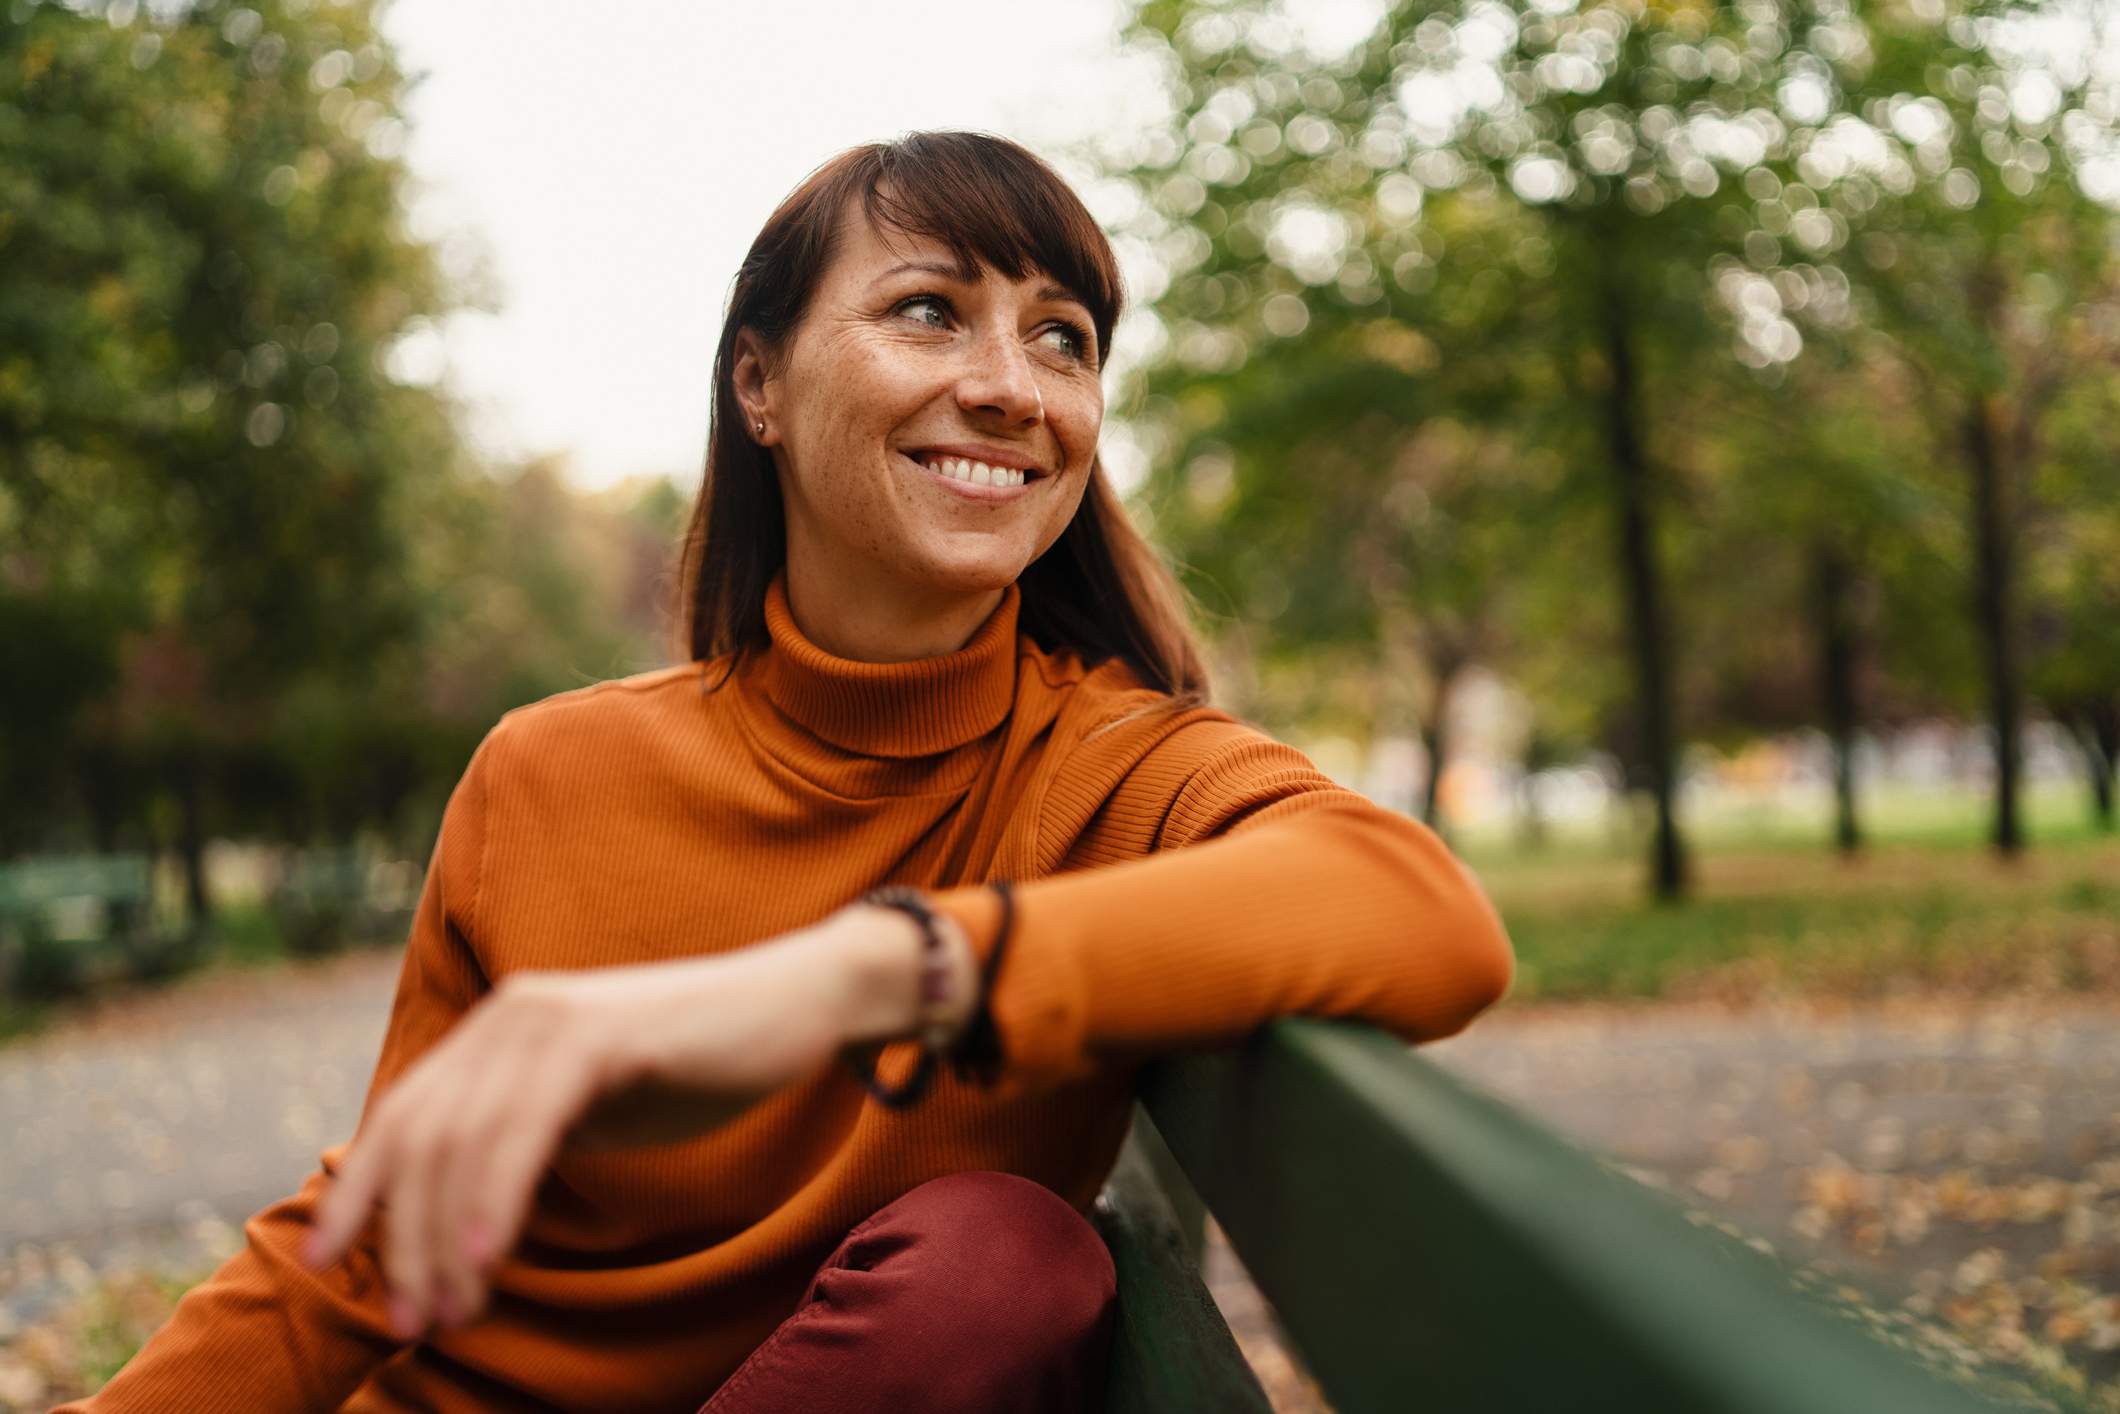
[430,1047,543,1330]
[478,1116,558,1262]
[465,1079,577,1312]
[382,1105,448,1340]
[300,1043,479,1340]
[295,978,619,1342]
[302,1079,449,1340]
[303,1110,395,1274]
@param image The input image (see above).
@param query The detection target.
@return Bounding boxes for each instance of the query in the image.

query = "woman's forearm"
[566,904,980,1152]
[305,898,988,1337]
[916,723,1519,1105]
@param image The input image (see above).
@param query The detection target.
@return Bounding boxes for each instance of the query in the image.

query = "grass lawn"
[1456,784,2120,1005]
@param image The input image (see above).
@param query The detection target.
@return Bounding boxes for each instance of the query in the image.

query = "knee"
[871,1170,1116,1341]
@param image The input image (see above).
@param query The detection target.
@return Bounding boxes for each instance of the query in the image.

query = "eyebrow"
[876,260,1087,310]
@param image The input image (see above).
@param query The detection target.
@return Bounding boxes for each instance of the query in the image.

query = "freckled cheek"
[809,353,914,499]
[859,362,925,411]
[858,364,936,467]
[1051,394,1103,472]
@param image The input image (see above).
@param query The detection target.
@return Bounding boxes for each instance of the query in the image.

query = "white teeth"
[920,454,1028,489]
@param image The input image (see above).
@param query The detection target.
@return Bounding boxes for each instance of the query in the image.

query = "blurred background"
[2,0,2117,1408]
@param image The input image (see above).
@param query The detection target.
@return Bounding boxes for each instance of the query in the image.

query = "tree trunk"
[1599,269,1688,901]
[176,756,212,936]
[1515,737,1552,852]
[2098,703,2118,832]
[1810,541,1863,856]
[82,746,124,856]
[2072,701,2118,832]
[1962,396,2023,855]
[1419,661,1460,834]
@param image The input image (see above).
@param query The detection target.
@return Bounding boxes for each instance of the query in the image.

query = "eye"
[1042,319,1096,365]
[892,293,953,329]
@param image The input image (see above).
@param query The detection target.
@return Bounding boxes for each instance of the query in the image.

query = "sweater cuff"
[923,881,1093,1100]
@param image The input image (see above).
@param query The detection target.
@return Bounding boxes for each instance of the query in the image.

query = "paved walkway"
[1432,994,2120,1291]
[5,956,2118,1410]
[0,951,400,1375]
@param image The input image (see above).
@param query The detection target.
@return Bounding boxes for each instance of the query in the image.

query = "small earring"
[754,420,765,438]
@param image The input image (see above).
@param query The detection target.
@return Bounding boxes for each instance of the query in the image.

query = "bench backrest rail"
[1131,1017,2017,1414]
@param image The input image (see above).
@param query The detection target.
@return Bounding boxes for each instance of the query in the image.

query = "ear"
[731,328,776,444]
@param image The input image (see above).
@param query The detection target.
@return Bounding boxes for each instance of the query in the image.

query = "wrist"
[833,901,977,1048]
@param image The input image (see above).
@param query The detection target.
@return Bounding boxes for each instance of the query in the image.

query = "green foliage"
[1095,0,2120,869]
[0,1,682,907]
[2,0,462,856]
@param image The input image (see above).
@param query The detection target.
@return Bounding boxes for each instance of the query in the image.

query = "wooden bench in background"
[1092,1016,2020,1413]
[0,845,420,999]
[0,852,185,997]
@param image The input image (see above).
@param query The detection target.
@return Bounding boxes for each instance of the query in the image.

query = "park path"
[0,951,401,1334]
[5,952,2119,1410]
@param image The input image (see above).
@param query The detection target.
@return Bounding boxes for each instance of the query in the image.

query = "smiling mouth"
[902,449,1046,490]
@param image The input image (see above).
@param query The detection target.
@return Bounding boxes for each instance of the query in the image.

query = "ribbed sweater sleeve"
[55,728,502,1413]
[924,716,1515,1104]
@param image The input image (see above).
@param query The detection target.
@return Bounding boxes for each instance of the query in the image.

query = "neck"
[782,555,1007,663]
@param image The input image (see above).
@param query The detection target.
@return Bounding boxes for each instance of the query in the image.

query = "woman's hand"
[295,903,972,1344]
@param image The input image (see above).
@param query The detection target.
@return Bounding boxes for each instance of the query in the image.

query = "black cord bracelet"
[840,880,1014,1109]
[948,878,1011,1088]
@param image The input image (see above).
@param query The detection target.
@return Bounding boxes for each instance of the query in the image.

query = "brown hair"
[675,129,1210,707]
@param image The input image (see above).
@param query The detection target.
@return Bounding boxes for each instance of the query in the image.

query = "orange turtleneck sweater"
[61,569,1514,1413]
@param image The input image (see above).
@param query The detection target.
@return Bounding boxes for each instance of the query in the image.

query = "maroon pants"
[697,1171,1118,1413]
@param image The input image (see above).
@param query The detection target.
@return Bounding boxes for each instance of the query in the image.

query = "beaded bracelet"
[841,880,1014,1109]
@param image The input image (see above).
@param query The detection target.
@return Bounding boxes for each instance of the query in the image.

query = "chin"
[905,543,1033,595]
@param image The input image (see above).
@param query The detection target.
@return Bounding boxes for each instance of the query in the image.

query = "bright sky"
[381,0,1149,492]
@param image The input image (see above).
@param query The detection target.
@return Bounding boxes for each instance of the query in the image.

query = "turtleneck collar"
[747,568,1023,758]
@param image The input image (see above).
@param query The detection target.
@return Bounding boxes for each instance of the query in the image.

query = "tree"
[1131,319,1562,831]
[1105,0,1848,897]
[2028,370,2120,830]
[1,0,475,922]
[1776,0,2120,853]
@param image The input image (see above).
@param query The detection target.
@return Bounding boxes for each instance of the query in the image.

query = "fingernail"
[300,1229,325,1267]
[388,1293,420,1339]
[462,1219,491,1263]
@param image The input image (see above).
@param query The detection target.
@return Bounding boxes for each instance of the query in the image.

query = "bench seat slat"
[1094,1111,1274,1414]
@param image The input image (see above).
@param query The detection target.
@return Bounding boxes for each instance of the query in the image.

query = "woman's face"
[735,193,1104,600]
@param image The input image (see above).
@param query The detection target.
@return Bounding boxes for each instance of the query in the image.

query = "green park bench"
[1091,1016,2027,1414]
[0,853,179,997]
[268,845,420,956]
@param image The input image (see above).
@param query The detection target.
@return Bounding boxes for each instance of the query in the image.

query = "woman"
[62,130,1514,1413]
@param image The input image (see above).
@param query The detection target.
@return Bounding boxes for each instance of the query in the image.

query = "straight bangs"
[857,138,1122,368]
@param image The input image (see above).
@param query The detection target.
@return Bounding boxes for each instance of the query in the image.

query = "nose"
[954,321,1043,427]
